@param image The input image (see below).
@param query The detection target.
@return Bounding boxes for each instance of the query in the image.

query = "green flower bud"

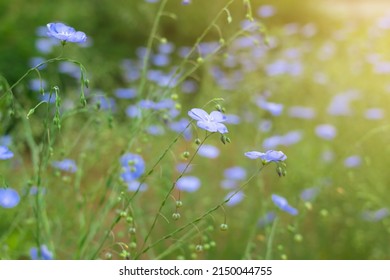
[172,212,181,220]
[176,200,183,208]
[182,151,190,159]
[195,245,203,252]
[220,223,228,231]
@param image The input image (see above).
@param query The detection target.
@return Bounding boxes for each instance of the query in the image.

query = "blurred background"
[2,0,390,260]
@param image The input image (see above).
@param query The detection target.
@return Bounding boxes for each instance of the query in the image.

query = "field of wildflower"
[1,0,390,260]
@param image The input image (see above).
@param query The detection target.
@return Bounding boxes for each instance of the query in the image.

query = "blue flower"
[344,155,362,168]
[176,176,201,192]
[245,150,287,162]
[0,188,20,208]
[225,191,244,207]
[188,108,228,134]
[198,144,220,159]
[300,187,320,202]
[224,166,247,181]
[271,194,298,216]
[52,159,77,173]
[46,22,87,44]
[315,124,337,140]
[30,245,54,260]
[0,145,14,160]
[362,208,389,222]
[257,211,277,228]
[120,153,145,182]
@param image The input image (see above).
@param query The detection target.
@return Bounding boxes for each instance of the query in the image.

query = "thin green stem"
[265,217,279,260]
[137,134,212,257]
[138,0,168,96]
[135,163,267,259]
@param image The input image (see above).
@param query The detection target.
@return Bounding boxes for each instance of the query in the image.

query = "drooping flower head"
[47,22,87,44]
[188,108,228,134]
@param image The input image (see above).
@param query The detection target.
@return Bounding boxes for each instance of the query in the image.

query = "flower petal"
[188,108,209,121]
[244,151,265,159]
[197,121,218,132]
[210,111,227,122]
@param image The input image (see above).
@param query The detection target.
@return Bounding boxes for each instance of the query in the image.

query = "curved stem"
[135,163,267,259]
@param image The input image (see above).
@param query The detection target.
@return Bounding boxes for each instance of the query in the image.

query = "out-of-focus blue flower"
[126,105,142,118]
[28,186,47,196]
[0,135,12,147]
[0,145,14,160]
[224,166,247,181]
[29,78,47,92]
[225,114,241,125]
[344,155,362,168]
[35,38,59,53]
[176,176,201,192]
[146,125,165,135]
[46,22,87,44]
[288,106,316,119]
[182,0,191,4]
[258,120,272,132]
[198,144,220,159]
[93,96,116,112]
[257,5,275,18]
[280,130,303,146]
[127,181,148,192]
[315,124,337,140]
[169,118,192,140]
[158,42,175,54]
[52,159,77,173]
[0,188,20,208]
[181,80,198,94]
[220,179,238,190]
[188,108,228,134]
[152,54,171,67]
[176,163,193,174]
[362,208,389,222]
[258,211,277,228]
[272,194,298,216]
[120,153,145,182]
[39,93,56,104]
[30,245,54,260]
[245,150,287,163]
[255,97,284,116]
[225,191,244,207]
[300,187,320,202]
[58,61,81,78]
[114,88,137,99]
[327,90,360,116]
[265,60,301,77]
[365,108,384,120]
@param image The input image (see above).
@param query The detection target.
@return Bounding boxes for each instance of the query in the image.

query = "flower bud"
[176,200,183,208]
[172,212,181,220]
[195,245,203,252]
[220,223,228,231]
[182,151,190,159]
